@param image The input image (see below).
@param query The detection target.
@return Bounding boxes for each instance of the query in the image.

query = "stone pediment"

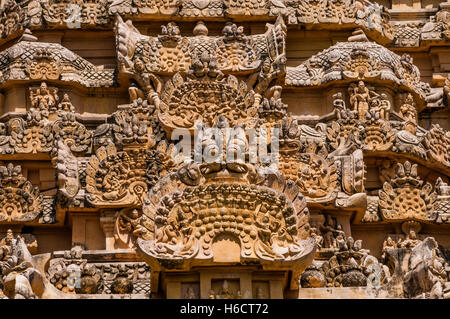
[136,162,316,289]
[0,32,115,88]
[115,15,286,77]
[285,32,428,107]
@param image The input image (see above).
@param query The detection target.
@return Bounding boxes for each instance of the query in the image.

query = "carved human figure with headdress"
[30,82,58,111]
[319,215,345,249]
[349,81,370,120]
[378,93,391,120]
[398,228,421,248]
[400,94,417,124]
[333,92,346,120]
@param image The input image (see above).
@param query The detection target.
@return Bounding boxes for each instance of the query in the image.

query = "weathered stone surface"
[0,0,449,300]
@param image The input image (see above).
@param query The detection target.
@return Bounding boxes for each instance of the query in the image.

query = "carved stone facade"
[0,0,448,300]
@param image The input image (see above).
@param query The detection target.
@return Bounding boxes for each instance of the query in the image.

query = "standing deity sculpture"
[318,215,345,249]
[349,81,371,120]
[400,94,417,124]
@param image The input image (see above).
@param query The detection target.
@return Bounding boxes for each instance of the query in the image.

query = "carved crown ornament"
[378,161,437,223]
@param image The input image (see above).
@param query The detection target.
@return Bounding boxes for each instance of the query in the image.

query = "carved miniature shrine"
[0,0,449,299]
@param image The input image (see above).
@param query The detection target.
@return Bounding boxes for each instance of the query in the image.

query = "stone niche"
[162,269,285,299]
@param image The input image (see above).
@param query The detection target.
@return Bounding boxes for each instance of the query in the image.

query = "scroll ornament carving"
[0,164,42,223]
[301,236,390,288]
[224,0,268,16]
[8,110,53,154]
[379,161,437,222]
[42,0,109,27]
[116,18,191,75]
[179,0,223,17]
[53,110,92,154]
[158,51,256,131]
[216,22,260,73]
[86,143,149,207]
[137,163,315,290]
[27,48,61,81]
[113,108,151,148]
[131,0,180,15]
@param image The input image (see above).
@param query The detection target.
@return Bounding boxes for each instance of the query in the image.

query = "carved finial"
[348,29,368,42]
[19,29,38,42]
[193,21,208,36]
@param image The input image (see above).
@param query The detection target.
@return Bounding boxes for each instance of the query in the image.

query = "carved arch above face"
[136,162,316,289]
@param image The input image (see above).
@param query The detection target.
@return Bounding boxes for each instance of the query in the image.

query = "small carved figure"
[398,228,421,249]
[332,92,346,120]
[400,94,417,124]
[319,215,345,249]
[378,93,391,120]
[217,280,234,299]
[349,81,370,120]
[30,82,59,111]
[59,94,75,112]
[255,286,266,299]
[184,287,197,299]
